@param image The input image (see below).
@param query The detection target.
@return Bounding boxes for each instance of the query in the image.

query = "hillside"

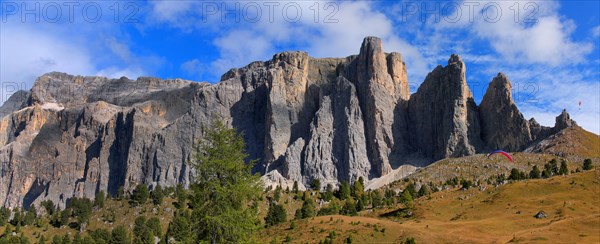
[0,154,597,243]
[261,168,600,243]
[400,152,599,186]
[526,126,600,158]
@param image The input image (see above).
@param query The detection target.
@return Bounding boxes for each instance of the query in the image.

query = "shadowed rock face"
[408,54,483,160]
[479,73,533,151]
[0,37,577,208]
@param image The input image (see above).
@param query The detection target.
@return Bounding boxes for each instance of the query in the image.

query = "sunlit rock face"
[0,37,575,209]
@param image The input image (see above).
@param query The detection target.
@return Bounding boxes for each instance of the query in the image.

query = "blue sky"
[1,0,599,133]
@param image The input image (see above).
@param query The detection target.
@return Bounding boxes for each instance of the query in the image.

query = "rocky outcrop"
[0,37,583,209]
[408,54,483,161]
[554,109,577,131]
[479,73,532,151]
[0,90,29,118]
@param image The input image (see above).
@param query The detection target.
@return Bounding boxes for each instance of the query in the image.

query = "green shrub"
[132,184,149,206]
[583,159,593,170]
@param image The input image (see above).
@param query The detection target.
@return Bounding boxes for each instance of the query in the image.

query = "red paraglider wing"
[487,150,513,162]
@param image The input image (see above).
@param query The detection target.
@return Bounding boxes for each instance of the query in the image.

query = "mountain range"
[0,36,585,209]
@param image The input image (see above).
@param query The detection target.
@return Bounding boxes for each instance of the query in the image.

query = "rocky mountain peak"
[271,51,309,70]
[448,54,462,64]
[357,36,387,84]
[360,36,384,55]
[479,73,532,151]
[555,109,577,130]
[482,72,514,105]
[408,54,482,160]
[0,36,588,210]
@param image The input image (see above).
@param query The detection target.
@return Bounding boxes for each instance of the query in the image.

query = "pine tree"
[509,168,523,180]
[310,179,321,191]
[62,233,71,244]
[370,190,383,209]
[133,217,153,244]
[167,210,193,243]
[322,184,334,202]
[41,200,56,216]
[351,178,364,198]
[37,235,47,244]
[529,165,541,179]
[116,186,125,200]
[417,185,429,197]
[147,217,162,238]
[111,225,131,244]
[357,196,366,211]
[151,185,164,206]
[23,205,37,226]
[95,191,105,208]
[58,208,71,227]
[69,198,93,226]
[264,204,287,227]
[399,190,413,208]
[132,184,149,206]
[90,228,111,243]
[541,168,551,178]
[133,216,148,242]
[549,159,559,175]
[559,160,569,175]
[292,181,299,194]
[11,208,23,226]
[405,182,416,197]
[341,198,357,216]
[72,233,83,244]
[190,119,262,243]
[273,186,282,202]
[300,199,316,219]
[175,184,187,209]
[338,181,351,200]
[583,158,593,170]
[52,235,62,244]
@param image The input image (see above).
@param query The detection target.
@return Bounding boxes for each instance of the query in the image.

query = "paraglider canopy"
[487,150,513,162]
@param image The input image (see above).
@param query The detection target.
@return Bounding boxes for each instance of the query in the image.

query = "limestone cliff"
[0,37,579,209]
[479,73,533,151]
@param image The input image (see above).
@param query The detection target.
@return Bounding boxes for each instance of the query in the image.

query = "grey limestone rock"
[0,37,581,209]
[408,54,483,161]
[479,73,533,151]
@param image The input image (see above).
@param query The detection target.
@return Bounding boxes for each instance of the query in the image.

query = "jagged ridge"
[0,37,584,209]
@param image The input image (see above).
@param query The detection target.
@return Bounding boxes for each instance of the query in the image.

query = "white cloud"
[211,30,273,76]
[146,1,428,83]
[0,25,96,101]
[474,15,593,65]
[106,37,133,62]
[0,13,159,103]
[498,66,600,134]
[180,59,204,80]
[593,25,600,38]
[432,1,593,66]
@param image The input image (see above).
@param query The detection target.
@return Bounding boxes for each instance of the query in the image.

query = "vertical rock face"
[352,37,410,175]
[302,77,370,186]
[479,73,532,151]
[408,54,483,160]
[0,37,583,209]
